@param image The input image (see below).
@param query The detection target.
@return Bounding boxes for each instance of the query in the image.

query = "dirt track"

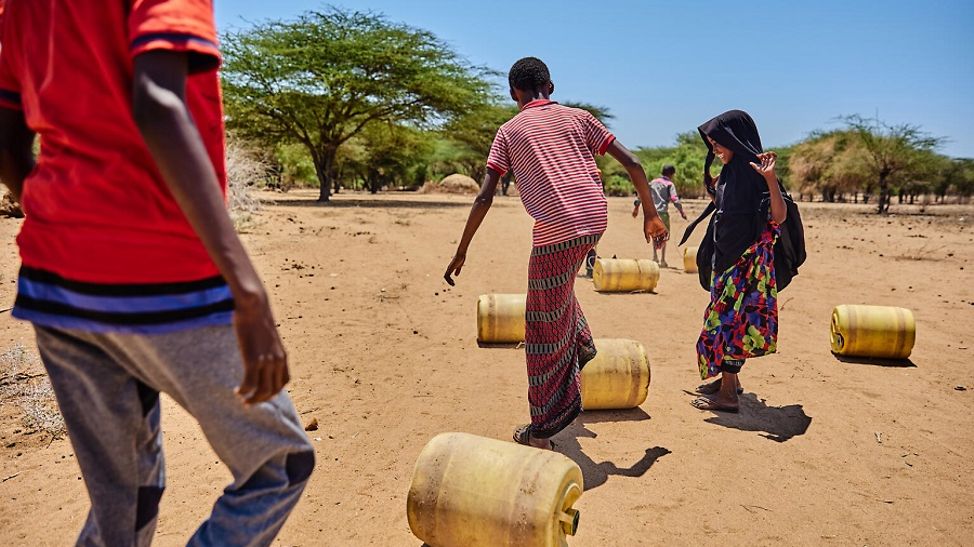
[1,191,972,546]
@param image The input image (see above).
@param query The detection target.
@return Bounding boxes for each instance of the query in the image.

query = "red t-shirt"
[487,100,613,246]
[0,0,225,284]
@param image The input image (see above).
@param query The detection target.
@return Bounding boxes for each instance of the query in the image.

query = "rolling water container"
[830,304,916,360]
[477,294,526,344]
[581,338,651,410]
[592,259,660,292]
[407,432,583,547]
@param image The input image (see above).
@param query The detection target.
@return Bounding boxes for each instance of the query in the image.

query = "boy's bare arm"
[443,168,501,285]
[0,108,35,201]
[673,199,687,219]
[132,50,287,405]
[605,140,668,244]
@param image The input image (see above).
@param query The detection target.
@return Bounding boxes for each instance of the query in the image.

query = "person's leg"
[521,236,597,448]
[691,359,742,412]
[34,326,165,547]
[584,248,597,278]
[99,326,315,547]
[659,212,671,267]
[696,374,743,395]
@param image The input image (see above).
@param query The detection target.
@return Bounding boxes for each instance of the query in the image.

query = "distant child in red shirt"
[0,1,313,544]
[444,57,668,449]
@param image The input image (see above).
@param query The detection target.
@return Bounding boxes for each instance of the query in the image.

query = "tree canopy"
[221,8,492,201]
[220,9,969,210]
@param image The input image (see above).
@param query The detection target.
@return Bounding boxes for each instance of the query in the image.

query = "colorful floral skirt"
[696,224,779,380]
[525,234,600,438]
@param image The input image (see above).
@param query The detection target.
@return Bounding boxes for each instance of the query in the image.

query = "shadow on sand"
[689,391,812,443]
[832,354,917,368]
[554,408,670,491]
[265,197,469,210]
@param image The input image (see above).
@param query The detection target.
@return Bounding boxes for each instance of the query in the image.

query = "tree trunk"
[877,176,890,214]
[314,146,339,202]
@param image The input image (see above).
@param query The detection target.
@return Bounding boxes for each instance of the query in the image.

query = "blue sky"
[217,0,974,157]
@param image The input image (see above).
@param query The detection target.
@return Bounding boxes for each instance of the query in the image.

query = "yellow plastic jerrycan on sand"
[477,294,526,344]
[683,246,698,273]
[830,305,916,360]
[592,259,660,292]
[580,338,650,410]
[407,432,584,547]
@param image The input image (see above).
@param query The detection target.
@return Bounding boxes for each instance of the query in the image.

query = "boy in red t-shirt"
[443,57,668,449]
[0,1,313,544]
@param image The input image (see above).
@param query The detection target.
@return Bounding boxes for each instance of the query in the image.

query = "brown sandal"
[690,397,740,413]
[513,424,555,450]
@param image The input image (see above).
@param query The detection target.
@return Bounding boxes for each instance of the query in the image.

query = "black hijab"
[682,110,770,279]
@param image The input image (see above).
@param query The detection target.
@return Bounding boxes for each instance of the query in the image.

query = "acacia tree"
[842,115,943,213]
[221,8,491,201]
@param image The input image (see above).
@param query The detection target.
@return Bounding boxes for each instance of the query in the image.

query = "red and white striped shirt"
[487,99,614,246]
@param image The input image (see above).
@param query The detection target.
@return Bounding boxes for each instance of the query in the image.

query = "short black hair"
[662,164,676,176]
[509,57,550,92]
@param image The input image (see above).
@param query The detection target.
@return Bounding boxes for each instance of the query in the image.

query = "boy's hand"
[443,252,466,286]
[233,293,289,405]
[644,215,669,249]
[749,151,777,181]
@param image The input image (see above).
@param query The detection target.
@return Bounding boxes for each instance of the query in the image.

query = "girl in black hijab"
[688,110,786,412]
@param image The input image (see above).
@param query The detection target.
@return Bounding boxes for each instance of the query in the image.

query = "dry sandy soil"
[1,191,972,546]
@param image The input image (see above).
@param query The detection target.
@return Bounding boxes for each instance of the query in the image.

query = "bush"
[226,140,267,230]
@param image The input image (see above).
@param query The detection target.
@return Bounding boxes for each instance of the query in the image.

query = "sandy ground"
[0,191,972,546]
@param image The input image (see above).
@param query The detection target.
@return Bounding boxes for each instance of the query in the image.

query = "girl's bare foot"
[696,377,743,395]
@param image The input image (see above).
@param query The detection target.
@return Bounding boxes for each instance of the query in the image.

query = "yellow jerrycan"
[830,305,916,360]
[580,338,650,410]
[592,258,660,292]
[407,432,584,547]
[477,294,526,344]
[683,246,698,273]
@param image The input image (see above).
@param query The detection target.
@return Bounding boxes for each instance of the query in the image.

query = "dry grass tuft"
[226,140,269,231]
[0,343,65,440]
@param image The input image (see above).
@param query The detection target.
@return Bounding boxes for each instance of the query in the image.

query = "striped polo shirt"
[0,0,232,333]
[487,100,613,246]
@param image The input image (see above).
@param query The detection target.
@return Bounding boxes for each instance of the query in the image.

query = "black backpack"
[681,192,806,292]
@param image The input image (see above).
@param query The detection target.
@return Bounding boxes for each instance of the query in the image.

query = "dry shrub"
[226,140,268,230]
[0,343,65,440]
[419,173,479,195]
[0,191,24,218]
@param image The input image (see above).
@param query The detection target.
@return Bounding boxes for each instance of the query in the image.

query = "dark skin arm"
[605,140,668,245]
[0,108,35,202]
[132,51,287,405]
[750,152,787,224]
[443,168,500,285]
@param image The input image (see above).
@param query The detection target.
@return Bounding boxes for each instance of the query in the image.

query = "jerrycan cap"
[559,507,580,536]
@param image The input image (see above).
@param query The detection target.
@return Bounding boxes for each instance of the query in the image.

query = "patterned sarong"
[525,234,600,438]
[696,224,780,380]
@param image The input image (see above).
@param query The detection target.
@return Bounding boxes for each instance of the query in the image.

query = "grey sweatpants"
[33,325,315,547]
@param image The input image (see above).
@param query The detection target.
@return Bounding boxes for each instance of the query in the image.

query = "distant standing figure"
[632,164,687,267]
